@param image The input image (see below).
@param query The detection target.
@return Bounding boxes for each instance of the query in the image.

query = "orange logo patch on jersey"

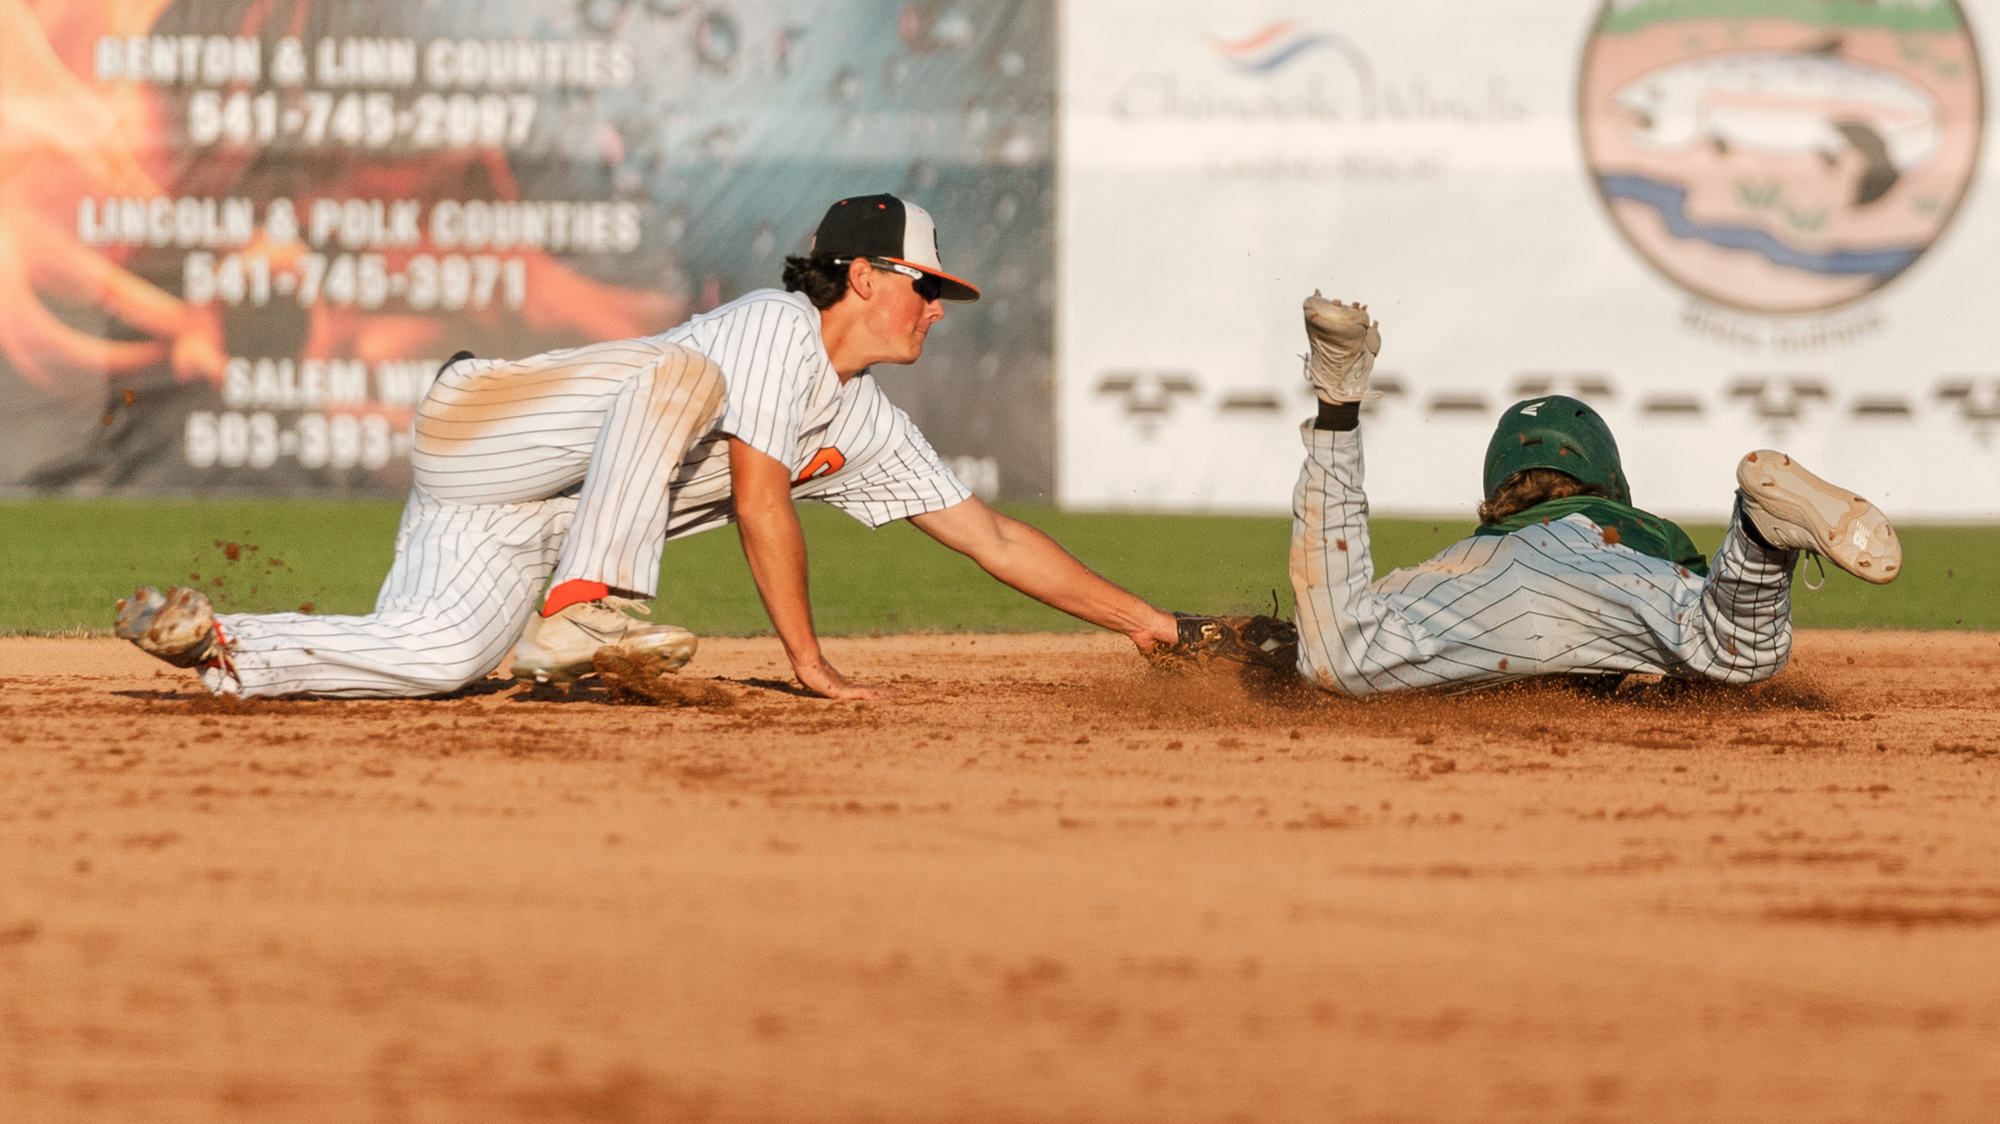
[793,447,845,485]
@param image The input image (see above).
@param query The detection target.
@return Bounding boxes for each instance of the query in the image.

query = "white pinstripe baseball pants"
[1289,424,1795,696]
[199,340,726,698]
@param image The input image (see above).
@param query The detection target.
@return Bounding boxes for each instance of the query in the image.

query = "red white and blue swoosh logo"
[1209,20,1343,73]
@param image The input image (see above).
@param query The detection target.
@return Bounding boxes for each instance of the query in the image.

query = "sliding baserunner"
[1159,293,1900,692]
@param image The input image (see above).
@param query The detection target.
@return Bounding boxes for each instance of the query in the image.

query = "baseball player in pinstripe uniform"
[116,195,1181,699]
[1168,290,1904,684]
[1206,293,1900,695]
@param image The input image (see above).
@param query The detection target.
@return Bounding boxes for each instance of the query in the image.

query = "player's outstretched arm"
[909,499,1178,652]
[728,439,897,700]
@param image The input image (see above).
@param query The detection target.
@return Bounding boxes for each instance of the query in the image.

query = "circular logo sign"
[1580,0,1984,314]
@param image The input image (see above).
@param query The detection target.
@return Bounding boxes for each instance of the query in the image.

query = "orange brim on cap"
[881,256,981,302]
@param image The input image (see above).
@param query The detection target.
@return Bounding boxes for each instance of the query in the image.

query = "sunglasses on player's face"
[871,259,945,303]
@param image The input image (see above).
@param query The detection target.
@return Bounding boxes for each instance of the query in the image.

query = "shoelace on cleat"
[599,596,653,617]
[207,621,238,678]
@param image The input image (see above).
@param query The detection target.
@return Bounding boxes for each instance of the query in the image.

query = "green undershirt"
[1473,496,1710,577]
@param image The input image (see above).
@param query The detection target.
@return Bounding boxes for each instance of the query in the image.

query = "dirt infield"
[3,631,1998,1123]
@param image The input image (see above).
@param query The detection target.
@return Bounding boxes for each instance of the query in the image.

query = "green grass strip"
[0,498,1989,636]
[1597,0,1961,34]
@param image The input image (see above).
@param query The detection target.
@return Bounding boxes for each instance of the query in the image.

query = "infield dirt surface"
[4,630,1998,1123]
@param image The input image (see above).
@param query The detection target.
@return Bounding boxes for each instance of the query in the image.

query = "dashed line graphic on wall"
[1097,372,1200,438]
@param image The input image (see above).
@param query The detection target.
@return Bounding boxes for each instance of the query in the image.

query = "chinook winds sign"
[1580,0,1985,314]
[1061,0,2000,520]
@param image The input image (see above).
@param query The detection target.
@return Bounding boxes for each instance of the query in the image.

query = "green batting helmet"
[1481,395,1630,505]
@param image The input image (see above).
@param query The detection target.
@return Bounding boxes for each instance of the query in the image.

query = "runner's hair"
[1478,468,1609,525]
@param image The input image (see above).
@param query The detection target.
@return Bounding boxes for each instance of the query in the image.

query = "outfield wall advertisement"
[10,0,1999,523]
[0,0,1051,499]
[1060,0,2000,519]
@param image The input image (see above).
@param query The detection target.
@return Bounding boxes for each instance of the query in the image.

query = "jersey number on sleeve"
[793,446,846,486]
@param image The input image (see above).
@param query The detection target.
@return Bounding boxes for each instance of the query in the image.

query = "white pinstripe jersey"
[647,289,971,538]
[1288,425,1793,697]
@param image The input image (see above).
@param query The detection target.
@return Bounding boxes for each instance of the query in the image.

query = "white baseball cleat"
[1302,291,1382,404]
[511,596,698,684]
[1736,450,1901,584]
[115,585,227,667]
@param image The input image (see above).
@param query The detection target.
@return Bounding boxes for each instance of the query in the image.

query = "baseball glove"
[1144,613,1299,674]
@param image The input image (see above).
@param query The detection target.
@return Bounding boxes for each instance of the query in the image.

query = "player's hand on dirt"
[795,656,899,700]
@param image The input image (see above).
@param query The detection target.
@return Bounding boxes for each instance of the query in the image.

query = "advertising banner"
[0,0,1052,499]
[1061,0,2000,519]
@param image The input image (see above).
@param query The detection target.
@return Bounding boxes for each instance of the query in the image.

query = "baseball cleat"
[114,585,226,667]
[510,596,698,684]
[1736,450,1900,584]
[1301,291,1382,404]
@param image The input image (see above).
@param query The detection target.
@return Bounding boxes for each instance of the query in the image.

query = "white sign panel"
[1060,0,2000,520]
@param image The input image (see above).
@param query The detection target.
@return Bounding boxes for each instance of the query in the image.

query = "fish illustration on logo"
[1613,49,1941,206]
[1580,0,1982,314]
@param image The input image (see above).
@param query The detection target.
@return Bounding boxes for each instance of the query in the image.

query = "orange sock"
[541,579,609,617]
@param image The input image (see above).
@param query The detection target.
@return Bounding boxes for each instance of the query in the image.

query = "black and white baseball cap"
[809,194,981,302]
